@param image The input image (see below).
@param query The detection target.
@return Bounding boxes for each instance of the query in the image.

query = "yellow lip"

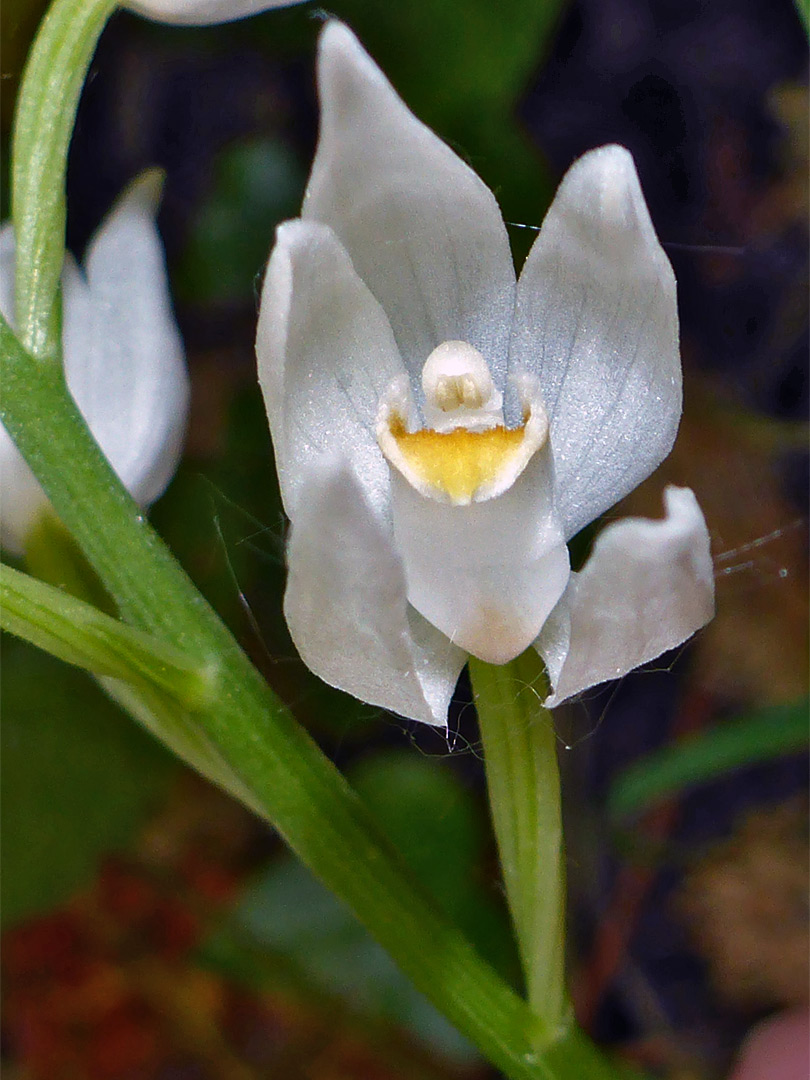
[387,418,529,504]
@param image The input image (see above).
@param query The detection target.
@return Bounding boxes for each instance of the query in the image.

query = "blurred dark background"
[2,0,808,1077]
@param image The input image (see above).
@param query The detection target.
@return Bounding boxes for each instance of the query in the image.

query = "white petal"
[0,427,50,556]
[0,223,16,324]
[303,21,516,384]
[0,227,63,552]
[284,455,467,727]
[256,219,403,520]
[536,487,714,707]
[66,170,189,507]
[123,0,305,27]
[511,145,681,539]
[390,441,570,664]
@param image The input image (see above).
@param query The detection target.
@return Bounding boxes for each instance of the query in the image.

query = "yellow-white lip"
[376,342,549,506]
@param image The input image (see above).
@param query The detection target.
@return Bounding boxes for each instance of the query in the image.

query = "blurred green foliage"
[1,638,176,926]
[608,698,810,821]
[175,137,305,305]
[202,749,518,1061]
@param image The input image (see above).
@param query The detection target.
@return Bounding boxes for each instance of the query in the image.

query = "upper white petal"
[284,454,467,727]
[256,218,404,520]
[390,439,570,664]
[123,0,305,27]
[510,145,681,539]
[66,170,189,507]
[303,21,516,385]
[536,486,715,707]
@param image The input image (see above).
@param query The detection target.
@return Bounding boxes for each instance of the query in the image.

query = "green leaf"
[608,699,810,821]
[1,560,210,706]
[1,639,176,925]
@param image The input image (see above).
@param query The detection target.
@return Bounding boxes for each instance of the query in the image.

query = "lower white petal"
[536,486,714,707]
[391,440,570,664]
[284,455,467,727]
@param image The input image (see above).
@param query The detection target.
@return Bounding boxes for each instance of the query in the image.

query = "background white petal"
[536,486,715,707]
[256,219,403,520]
[303,21,516,387]
[390,442,570,664]
[123,0,306,28]
[0,223,16,320]
[0,225,50,554]
[1,179,187,553]
[284,455,467,727]
[66,170,189,508]
[510,145,681,539]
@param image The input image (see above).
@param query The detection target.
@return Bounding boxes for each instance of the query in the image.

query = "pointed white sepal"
[511,145,681,540]
[304,21,516,385]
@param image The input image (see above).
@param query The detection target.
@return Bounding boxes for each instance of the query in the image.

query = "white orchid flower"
[0,172,189,555]
[256,22,715,726]
[124,0,306,27]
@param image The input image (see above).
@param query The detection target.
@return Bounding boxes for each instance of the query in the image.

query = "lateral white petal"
[257,219,404,520]
[391,441,570,664]
[511,145,681,539]
[303,21,515,384]
[284,456,467,727]
[536,487,714,707]
[123,0,306,27]
[68,171,189,507]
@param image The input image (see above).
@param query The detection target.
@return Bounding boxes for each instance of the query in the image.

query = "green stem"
[12,0,117,361]
[470,652,567,1032]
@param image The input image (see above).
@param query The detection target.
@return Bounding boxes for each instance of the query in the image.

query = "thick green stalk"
[1,315,625,1080]
[12,0,117,361]
[470,652,567,1031]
